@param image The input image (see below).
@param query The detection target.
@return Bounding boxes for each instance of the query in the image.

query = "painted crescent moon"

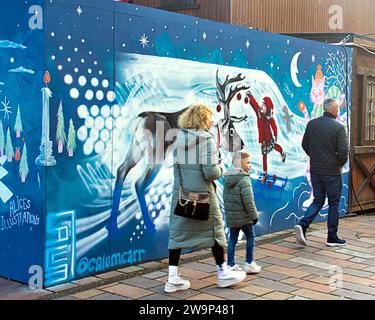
[291,52,302,88]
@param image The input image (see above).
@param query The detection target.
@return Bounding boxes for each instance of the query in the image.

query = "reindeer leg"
[107,117,146,238]
[132,112,175,234]
[106,149,137,237]
[135,164,162,234]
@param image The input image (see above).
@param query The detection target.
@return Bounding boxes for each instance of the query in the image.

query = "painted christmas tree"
[19,143,29,183]
[0,120,4,157]
[56,101,66,154]
[67,119,76,157]
[14,105,23,138]
[5,127,14,162]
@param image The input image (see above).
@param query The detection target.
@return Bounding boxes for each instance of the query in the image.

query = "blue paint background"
[0,0,45,284]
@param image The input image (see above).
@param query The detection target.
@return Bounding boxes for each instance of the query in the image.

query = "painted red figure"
[246,91,286,184]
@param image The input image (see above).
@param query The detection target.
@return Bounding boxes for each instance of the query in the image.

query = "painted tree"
[67,119,76,157]
[14,105,23,138]
[19,143,29,183]
[5,127,13,162]
[0,120,4,156]
[56,101,66,153]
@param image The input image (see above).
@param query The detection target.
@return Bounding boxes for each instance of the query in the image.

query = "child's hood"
[224,168,249,187]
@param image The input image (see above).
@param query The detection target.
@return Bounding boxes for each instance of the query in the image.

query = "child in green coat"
[224,151,262,274]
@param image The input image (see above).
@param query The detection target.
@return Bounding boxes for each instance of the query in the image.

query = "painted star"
[311,55,316,62]
[139,33,149,48]
[202,32,207,40]
[245,40,250,48]
[1,97,12,120]
[270,62,274,69]
[76,6,83,15]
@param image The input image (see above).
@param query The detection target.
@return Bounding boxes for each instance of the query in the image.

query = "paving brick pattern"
[2,215,375,300]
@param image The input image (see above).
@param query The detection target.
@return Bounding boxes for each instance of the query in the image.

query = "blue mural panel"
[44,0,115,282]
[0,0,353,286]
[0,0,45,284]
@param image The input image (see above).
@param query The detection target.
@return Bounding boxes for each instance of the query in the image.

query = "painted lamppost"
[35,71,56,166]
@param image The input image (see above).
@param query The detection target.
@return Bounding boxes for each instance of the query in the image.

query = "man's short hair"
[323,98,338,112]
[233,150,251,165]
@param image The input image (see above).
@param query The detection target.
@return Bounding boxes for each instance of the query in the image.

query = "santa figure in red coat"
[246,91,286,184]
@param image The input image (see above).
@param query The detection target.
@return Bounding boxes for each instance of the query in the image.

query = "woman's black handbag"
[174,163,211,221]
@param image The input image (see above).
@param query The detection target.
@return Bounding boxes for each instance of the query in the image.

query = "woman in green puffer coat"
[164,104,246,294]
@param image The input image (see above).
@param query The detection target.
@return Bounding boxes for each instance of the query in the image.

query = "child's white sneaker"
[229,264,243,271]
[243,261,262,274]
[217,263,246,288]
[164,276,191,293]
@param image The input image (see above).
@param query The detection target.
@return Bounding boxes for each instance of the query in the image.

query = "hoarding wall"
[0,0,46,283]
[1,0,352,285]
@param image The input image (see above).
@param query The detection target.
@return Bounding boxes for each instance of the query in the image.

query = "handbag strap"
[176,132,217,190]
[176,133,200,189]
[176,162,184,188]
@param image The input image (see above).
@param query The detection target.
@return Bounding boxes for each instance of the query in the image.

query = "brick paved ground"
[2,214,375,300]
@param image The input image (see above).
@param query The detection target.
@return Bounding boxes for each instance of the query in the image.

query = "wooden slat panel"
[357,51,375,71]
[130,0,375,35]
[351,154,375,205]
[132,0,231,23]
[231,0,375,34]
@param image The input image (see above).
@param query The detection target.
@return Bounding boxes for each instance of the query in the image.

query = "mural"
[0,0,352,286]
[0,0,45,284]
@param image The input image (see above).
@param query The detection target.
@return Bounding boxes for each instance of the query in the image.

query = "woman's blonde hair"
[178,104,213,130]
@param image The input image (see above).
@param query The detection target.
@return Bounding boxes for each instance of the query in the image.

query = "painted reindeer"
[215,70,250,152]
[106,70,249,238]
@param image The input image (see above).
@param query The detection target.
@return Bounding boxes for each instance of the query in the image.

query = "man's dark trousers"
[299,174,342,240]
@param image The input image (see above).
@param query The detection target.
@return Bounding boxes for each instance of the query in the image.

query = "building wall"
[351,47,375,211]
[132,0,375,34]
[353,46,375,146]
[231,0,375,34]
[132,0,231,23]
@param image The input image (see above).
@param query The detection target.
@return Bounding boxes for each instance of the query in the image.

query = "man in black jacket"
[295,98,349,247]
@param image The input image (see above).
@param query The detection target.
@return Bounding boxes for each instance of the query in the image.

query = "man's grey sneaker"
[294,225,307,246]
[326,238,347,247]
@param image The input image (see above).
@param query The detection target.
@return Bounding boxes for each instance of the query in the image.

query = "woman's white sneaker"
[164,276,191,293]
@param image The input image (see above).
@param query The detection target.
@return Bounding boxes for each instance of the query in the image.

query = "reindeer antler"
[216,70,250,119]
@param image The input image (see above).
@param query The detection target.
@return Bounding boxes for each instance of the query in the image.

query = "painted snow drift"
[0,0,352,286]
